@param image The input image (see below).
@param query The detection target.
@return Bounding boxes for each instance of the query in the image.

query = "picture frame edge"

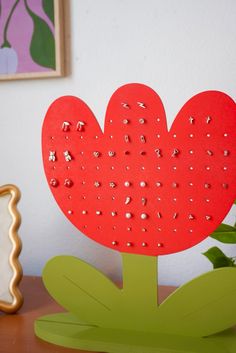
[0,184,23,314]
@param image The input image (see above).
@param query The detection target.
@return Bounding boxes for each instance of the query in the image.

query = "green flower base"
[35,254,236,353]
[35,313,236,353]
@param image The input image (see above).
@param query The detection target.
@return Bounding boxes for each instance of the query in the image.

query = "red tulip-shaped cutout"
[42,83,236,256]
[37,84,236,351]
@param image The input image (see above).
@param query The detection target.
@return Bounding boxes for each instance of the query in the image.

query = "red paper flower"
[42,84,236,256]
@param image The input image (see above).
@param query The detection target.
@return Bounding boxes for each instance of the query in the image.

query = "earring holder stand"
[35,83,236,353]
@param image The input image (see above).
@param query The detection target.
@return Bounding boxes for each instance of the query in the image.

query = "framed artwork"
[0,184,23,313]
[0,0,64,80]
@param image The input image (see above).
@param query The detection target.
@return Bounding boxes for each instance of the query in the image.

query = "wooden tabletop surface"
[0,276,176,353]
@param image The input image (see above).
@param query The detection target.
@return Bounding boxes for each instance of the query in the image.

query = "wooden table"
[0,276,176,353]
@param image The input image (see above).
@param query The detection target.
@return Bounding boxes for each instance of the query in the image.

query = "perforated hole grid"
[42,84,236,256]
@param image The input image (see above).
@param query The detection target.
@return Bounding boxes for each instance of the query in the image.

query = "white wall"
[0,0,236,286]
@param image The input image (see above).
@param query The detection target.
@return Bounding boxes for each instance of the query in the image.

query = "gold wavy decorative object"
[0,184,23,313]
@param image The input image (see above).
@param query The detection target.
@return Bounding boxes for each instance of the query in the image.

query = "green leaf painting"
[24,0,55,69]
[43,0,54,24]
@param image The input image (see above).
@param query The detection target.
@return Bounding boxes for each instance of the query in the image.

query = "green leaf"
[24,0,55,69]
[42,0,54,24]
[202,246,235,268]
[43,255,121,326]
[210,223,236,243]
[158,267,236,337]
[35,312,227,353]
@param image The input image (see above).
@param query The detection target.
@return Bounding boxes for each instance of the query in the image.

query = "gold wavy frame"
[0,184,23,313]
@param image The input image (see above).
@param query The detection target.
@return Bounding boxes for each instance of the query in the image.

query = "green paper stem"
[1,0,20,48]
[122,253,158,312]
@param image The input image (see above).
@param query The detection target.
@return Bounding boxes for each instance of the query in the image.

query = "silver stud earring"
[49,151,56,162]
[93,151,100,158]
[206,116,211,124]
[76,121,85,131]
[155,149,162,158]
[141,197,147,205]
[61,121,70,131]
[124,135,130,142]
[63,150,72,162]
[223,150,230,156]
[50,178,58,187]
[121,102,130,109]
[139,118,145,124]
[140,135,146,143]
[137,102,146,109]
[140,213,148,220]
[189,117,194,124]
[172,148,179,157]
[64,179,73,187]
[125,196,131,205]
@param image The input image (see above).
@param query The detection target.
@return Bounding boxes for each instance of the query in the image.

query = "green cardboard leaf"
[210,224,236,243]
[203,247,235,268]
[35,312,229,353]
[43,0,54,24]
[158,267,236,337]
[42,254,236,339]
[43,255,121,326]
[24,0,55,69]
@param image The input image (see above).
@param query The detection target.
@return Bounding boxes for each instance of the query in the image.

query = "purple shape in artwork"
[0,0,55,74]
[0,47,18,74]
